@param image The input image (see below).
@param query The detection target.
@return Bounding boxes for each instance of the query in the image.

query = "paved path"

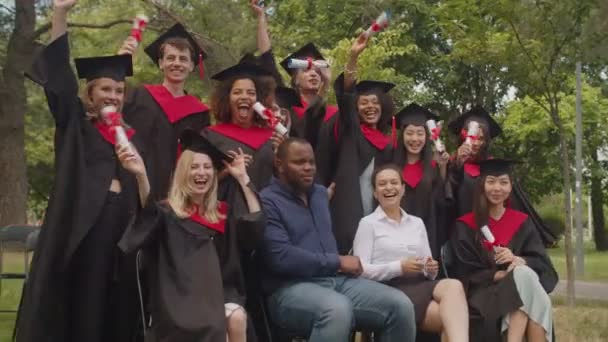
[551,280,608,301]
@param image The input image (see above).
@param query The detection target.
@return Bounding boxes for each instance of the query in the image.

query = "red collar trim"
[189,201,228,234]
[144,84,208,123]
[360,124,390,150]
[458,208,528,250]
[207,123,273,150]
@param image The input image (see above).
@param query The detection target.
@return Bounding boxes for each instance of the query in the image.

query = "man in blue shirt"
[259,137,416,341]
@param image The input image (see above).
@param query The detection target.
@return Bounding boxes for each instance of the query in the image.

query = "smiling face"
[373,168,405,210]
[229,78,257,128]
[295,67,321,92]
[402,124,427,156]
[88,78,126,113]
[187,152,216,198]
[483,174,512,206]
[357,93,382,128]
[159,44,195,84]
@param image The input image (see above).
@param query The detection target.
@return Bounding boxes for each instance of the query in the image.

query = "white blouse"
[353,206,432,281]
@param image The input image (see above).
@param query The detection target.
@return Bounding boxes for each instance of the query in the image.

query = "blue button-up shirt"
[259,177,341,293]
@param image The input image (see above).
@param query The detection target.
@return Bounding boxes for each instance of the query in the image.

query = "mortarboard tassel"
[392,116,396,148]
[198,53,204,80]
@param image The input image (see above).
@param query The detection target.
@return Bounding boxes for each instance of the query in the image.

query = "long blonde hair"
[167,150,225,223]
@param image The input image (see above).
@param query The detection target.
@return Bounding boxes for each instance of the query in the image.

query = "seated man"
[259,137,416,341]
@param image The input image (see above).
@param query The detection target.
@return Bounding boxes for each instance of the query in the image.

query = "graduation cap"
[479,159,520,177]
[211,61,272,81]
[448,106,502,139]
[180,129,233,169]
[394,103,439,128]
[355,80,395,95]
[275,86,301,109]
[144,23,205,66]
[74,55,133,82]
[280,42,325,74]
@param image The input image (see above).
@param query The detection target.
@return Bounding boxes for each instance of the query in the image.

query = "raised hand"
[350,31,370,58]
[54,0,77,11]
[117,36,138,56]
[250,0,265,17]
[224,148,252,185]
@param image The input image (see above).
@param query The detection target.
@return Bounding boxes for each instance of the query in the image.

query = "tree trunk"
[0,0,37,227]
[550,102,576,306]
[591,149,608,251]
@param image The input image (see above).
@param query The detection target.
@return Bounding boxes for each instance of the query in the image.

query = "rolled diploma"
[480,225,498,252]
[253,102,288,136]
[130,14,149,47]
[465,121,480,146]
[287,58,330,70]
[101,106,132,151]
[425,119,445,153]
[364,11,390,37]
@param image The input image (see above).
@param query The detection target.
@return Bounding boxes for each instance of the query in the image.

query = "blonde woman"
[119,129,264,342]
[16,1,148,342]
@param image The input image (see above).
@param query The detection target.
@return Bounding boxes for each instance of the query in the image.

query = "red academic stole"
[402,160,437,188]
[360,124,390,150]
[292,101,338,122]
[144,84,208,123]
[207,123,273,150]
[458,208,528,251]
[463,162,480,177]
[189,201,228,234]
[94,113,135,146]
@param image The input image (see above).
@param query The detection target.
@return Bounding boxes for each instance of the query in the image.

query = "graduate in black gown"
[202,61,274,341]
[327,32,396,254]
[279,43,338,145]
[390,104,452,258]
[447,107,557,245]
[450,159,557,342]
[119,23,210,201]
[16,2,148,341]
[119,130,264,342]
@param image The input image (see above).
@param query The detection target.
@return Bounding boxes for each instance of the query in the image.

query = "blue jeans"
[267,276,416,342]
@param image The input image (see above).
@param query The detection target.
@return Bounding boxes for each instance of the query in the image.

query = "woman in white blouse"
[353,164,469,341]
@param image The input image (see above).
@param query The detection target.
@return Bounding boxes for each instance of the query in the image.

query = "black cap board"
[280,42,325,74]
[211,61,272,81]
[479,158,519,177]
[144,23,205,66]
[275,86,301,109]
[394,103,439,128]
[180,129,233,169]
[448,106,502,138]
[74,54,133,82]
[355,80,395,94]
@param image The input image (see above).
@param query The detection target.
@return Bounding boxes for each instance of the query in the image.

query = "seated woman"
[119,130,265,342]
[353,164,469,342]
[451,159,558,342]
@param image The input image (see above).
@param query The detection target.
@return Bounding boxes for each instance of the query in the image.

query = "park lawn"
[548,242,608,282]
[1,247,608,341]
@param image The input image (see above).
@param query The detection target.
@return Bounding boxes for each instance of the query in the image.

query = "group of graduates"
[15,1,560,342]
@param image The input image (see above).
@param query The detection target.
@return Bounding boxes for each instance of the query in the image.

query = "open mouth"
[193,177,208,188]
[383,192,398,199]
[237,102,252,116]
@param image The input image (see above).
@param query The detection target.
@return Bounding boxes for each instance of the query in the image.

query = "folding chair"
[0,225,39,312]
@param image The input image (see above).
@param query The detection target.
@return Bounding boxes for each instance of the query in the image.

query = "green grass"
[1,247,608,341]
[0,252,25,342]
[548,241,608,282]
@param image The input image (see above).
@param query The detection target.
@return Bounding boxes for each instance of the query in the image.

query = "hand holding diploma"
[253,102,288,136]
[425,119,445,153]
[101,106,132,153]
[364,11,390,38]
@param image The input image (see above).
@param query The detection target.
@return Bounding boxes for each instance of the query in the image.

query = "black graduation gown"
[16,33,140,342]
[448,162,557,245]
[450,215,558,342]
[122,84,210,201]
[118,201,226,342]
[397,161,453,259]
[201,126,272,341]
[328,77,393,254]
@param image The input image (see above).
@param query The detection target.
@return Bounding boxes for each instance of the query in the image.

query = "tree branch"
[32,19,131,40]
